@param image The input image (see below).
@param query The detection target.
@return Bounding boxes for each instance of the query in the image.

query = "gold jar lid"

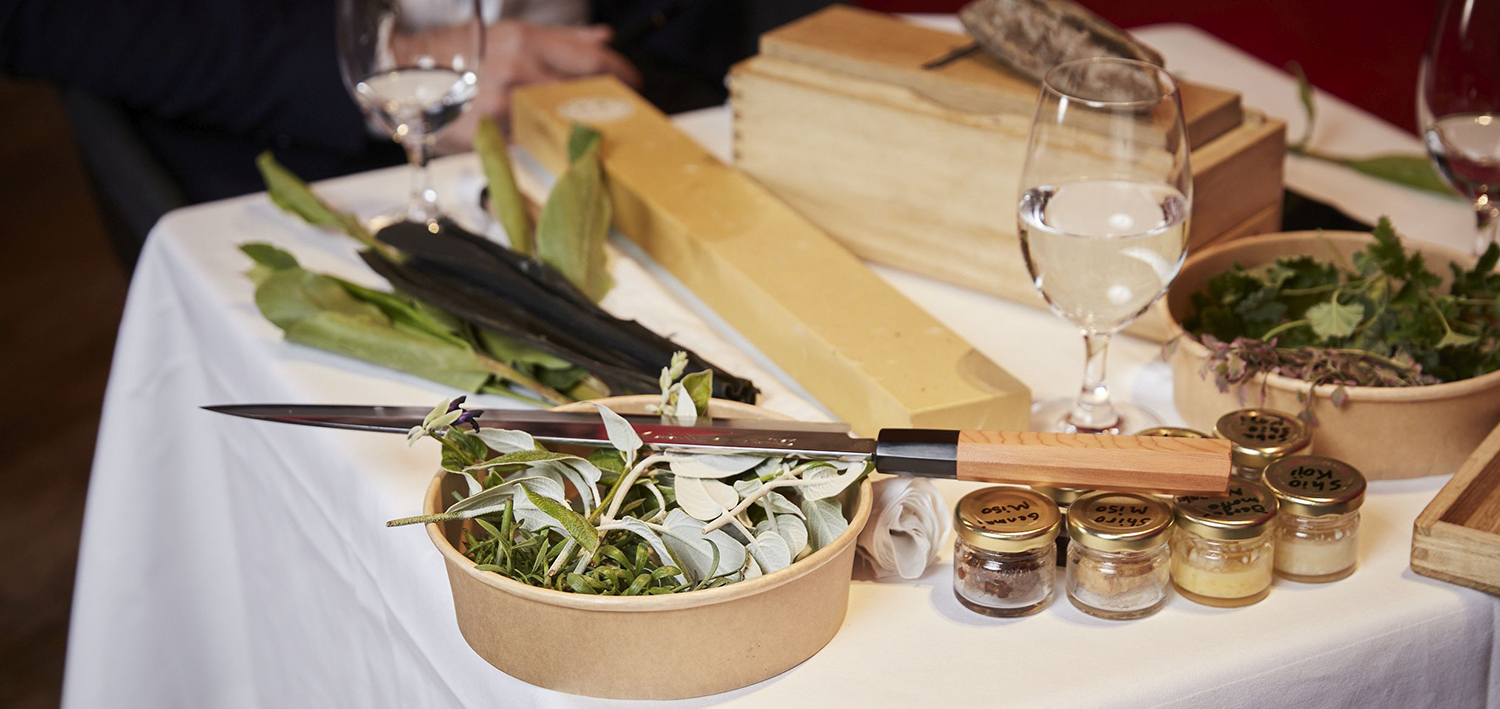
[1174,481,1279,541]
[1067,491,1173,553]
[1135,426,1209,438]
[1031,485,1088,508]
[955,486,1060,553]
[1263,456,1366,517]
[1213,409,1310,470]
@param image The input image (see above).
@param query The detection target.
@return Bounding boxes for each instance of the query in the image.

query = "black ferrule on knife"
[873,429,959,478]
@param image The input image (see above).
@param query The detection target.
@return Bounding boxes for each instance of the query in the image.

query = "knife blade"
[203,404,852,436]
[205,404,1232,495]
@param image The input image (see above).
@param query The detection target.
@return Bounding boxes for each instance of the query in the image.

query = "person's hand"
[436,21,641,153]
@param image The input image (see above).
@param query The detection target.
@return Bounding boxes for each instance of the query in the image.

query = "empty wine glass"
[1420,0,1500,255]
[1017,58,1192,434]
[337,0,484,228]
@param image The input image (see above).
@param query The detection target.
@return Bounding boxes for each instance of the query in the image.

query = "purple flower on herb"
[446,396,482,432]
[453,409,481,432]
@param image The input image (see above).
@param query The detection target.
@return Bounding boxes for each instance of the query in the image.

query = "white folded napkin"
[856,476,951,580]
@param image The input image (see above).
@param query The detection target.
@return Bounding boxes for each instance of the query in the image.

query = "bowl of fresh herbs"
[1164,219,1500,479]
[391,361,872,699]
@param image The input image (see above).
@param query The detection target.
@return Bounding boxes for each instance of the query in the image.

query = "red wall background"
[857,0,1444,134]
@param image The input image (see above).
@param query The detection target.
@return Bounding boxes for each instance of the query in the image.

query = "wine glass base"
[1029,398,1163,434]
[365,209,442,235]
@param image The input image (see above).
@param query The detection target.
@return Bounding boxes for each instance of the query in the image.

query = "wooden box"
[1412,421,1500,596]
[730,6,1286,341]
[512,77,1032,436]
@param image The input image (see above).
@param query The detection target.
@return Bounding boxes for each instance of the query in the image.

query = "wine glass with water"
[1420,0,1500,255]
[1017,58,1192,434]
[337,0,484,228]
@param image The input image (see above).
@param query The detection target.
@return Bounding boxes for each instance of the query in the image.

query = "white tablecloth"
[64,22,1500,709]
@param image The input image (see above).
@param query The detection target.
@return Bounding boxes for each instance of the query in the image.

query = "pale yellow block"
[512,77,1031,436]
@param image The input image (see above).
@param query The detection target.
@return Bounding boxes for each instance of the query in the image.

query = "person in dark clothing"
[0,0,832,265]
[0,0,640,203]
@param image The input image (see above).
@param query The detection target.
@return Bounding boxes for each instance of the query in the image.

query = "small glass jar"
[1213,409,1311,482]
[1033,485,1088,566]
[1264,456,1366,582]
[953,487,1060,617]
[1135,426,1210,439]
[1065,491,1174,620]
[1172,481,1279,607]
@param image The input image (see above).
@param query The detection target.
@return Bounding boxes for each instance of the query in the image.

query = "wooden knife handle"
[874,429,1232,496]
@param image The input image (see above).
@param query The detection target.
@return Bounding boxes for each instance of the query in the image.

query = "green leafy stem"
[1287,62,1456,198]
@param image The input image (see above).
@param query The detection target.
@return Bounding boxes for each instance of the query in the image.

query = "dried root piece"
[957,0,1164,83]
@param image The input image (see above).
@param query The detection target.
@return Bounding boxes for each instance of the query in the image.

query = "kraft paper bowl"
[1163,230,1500,480]
[423,395,873,699]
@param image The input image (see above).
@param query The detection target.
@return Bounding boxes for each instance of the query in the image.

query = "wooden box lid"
[758,5,1243,150]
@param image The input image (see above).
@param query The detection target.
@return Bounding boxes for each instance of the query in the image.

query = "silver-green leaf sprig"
[386,353,869,594]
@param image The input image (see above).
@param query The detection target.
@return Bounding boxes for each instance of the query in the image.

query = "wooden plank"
[511,76,1032,436]
[760,5,1242,150]
[1411,421,1500,596]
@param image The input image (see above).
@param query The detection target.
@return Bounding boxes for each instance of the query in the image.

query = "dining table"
[61,17,1500,709]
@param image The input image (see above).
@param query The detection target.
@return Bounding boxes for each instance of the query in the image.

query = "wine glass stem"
[1069,331,1120,432]
[404,132,438,226]
[1476,199,1500,255]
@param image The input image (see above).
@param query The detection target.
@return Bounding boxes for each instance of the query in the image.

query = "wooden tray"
[1412,422,1500,595]
[729,6,1286,342]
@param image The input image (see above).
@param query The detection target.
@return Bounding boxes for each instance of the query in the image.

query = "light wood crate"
[730,6,1286,342]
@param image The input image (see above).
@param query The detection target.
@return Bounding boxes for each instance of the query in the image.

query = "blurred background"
[0,0,1437,706]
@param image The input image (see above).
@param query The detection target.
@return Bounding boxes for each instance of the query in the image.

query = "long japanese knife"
[206,404,1232,495]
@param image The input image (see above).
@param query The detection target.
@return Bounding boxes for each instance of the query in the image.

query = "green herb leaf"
[587,448,627,475]
[334,280,472,349]
[681,369,713,417]
[282,311,494,391]
[254,267,386,331]
[1437,329,1479,348]
[441,428,490,472]
[536,126,613,301]
[474,428,539,454]
[667,453,764,479]
[592,403,643,454]
[798,461,867,501]
[474,117,535,255]
[240,243,299,285]
[255,152,380,252]
[520,483,598,551]
[1340,155,1455,197]
[659,509,746,581]
[476,449,582,467]
[801,497,848,552]
[1288,61,1315,150]
[447,475,566,517]
[613,517,687,584]
[745,529,793,574]
[673,476,738,521]
[568,124,603,163]
[1305,299,1365,339]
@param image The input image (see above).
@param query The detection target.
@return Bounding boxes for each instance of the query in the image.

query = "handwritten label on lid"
[1264,456,1366,514]
[1217,410,1307,452]
[1178,483,1276,524]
